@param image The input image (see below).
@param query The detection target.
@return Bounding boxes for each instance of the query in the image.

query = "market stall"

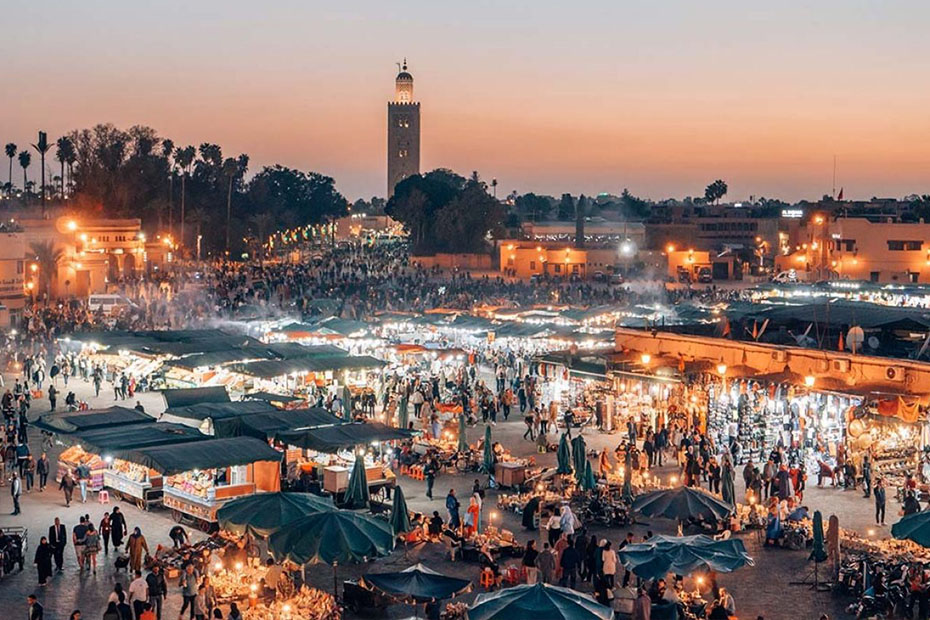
[113,437,283,528]
[275,422,414,503]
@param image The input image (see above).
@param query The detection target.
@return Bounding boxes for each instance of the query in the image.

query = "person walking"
[100,512,112,555]
[558,536,580,589]
[36,453,49,491]
[862,453,872,498]
[72,516,87,572]
[59,470,75,507]
[178,564,200,620]
[33,537,53,586]
[47,384,57,412]
[537,542,556,584]
[424,458,436,500]
[110,506,127,551]
[82,524,100,575]
[48,517,67,573]
[445,489,461,530]
[522,539,539,585]
[27,594,44,620]
[145,565,167,620]
[874,477,886,526]
[10,471,21,515]
[75,462,90,504]
[129,570,148,620]
[602,541,617,589]
[127,527,149,572]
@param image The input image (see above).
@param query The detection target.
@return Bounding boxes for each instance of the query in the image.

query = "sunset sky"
[5,1,930,202]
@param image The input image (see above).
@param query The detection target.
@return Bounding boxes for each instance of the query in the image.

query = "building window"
[887,240,922,251]
[836,239,856,252]
[507,257,514,267]
[16,261,23,274]
[910,272,920,283]
[554,264,561,274]
[530,261,536,270]
[870,271,880,282]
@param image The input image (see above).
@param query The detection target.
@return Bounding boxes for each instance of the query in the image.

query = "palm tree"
[186,207,208,261]
[174,146,196,248]
[249,212,273,263]
[29,240,64,303]
[222,154,249,255]
[18,151,31,201]
[55,136,75,201]
[4,143,16,196]
[31,131,52,216]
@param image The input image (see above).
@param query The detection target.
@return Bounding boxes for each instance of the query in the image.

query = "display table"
[103,470,162,510]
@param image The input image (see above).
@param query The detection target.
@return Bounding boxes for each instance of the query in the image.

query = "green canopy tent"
[481,425,495,474]
[556,434,573,475]
[582,460,597,492]
[268,509,395,596]
[362,563,471,604]
[344,453,370,510]
[721,459,735,506]
[457,414,467,454]
[390,485,412,535]
[618,534,754,580]
[468,583,612,620]
[216,492,334,538]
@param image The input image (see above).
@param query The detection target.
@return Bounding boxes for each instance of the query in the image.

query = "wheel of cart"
[341,579,390,614]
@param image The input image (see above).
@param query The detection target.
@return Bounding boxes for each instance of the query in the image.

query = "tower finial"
[403,57,407,70]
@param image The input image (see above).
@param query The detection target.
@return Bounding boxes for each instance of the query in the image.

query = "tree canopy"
[385,169,504,254]
[704,179,728,205]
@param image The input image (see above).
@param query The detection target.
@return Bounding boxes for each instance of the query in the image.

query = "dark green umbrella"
[362,563,471,603]
[556,434,572,475]
[268,509,394,564]
[632,486,734,522]
[457,413,467,453]
[469,582,612,620]
[809,510,827,562]
[216,491,334,538]
[399,395,409,429]
[721,459,735,506]
[344,453,370,510]
[481,425,495,473]
[582,460,597,492]
[390,484,412,535]
[893,510,930,547]
[342,385,353,421]
[619,534,753,580]
[572,435,587,484]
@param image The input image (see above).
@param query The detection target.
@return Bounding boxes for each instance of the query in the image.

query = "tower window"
[398,149,408,158]
[396,118,409,128]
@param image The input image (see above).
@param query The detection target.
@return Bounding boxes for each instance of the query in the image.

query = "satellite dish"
[846,326,865,352]
[868,336,880,350]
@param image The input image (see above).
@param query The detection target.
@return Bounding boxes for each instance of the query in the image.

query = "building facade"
[775,216,930,283]
[387,61,421,197]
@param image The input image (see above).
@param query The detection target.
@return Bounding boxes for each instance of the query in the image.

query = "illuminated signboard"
[781,209,804,218]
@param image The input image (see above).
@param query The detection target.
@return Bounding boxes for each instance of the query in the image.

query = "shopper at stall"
[522,539,539,585]
[558,536,580,589]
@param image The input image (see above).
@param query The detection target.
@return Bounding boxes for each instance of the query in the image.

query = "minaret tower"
[387,59,420,197]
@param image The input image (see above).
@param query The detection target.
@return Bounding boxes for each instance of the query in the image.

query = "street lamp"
[804,375,816,388]
[640,353,651,365]
[717,363,727,375]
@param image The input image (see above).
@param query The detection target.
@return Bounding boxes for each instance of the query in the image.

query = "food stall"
[114,437,283,529]
[66,422,206,509]
[160,400,280,435]
[275,422,414,503]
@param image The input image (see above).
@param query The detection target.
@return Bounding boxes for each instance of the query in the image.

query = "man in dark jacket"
[47,517,66,573]
[874,478,887,525]
[559,536,581,589]
[146,564,168,620]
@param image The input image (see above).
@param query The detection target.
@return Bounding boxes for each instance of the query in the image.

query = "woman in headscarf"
[465,496,480,537]
[559,504,576,538]
[127,527,150,572]
[598,448,612,478]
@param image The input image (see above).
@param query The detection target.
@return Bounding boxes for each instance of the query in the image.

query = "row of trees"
[4,125,348,257]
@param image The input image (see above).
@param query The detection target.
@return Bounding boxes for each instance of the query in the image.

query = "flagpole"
[832,155,836,199]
